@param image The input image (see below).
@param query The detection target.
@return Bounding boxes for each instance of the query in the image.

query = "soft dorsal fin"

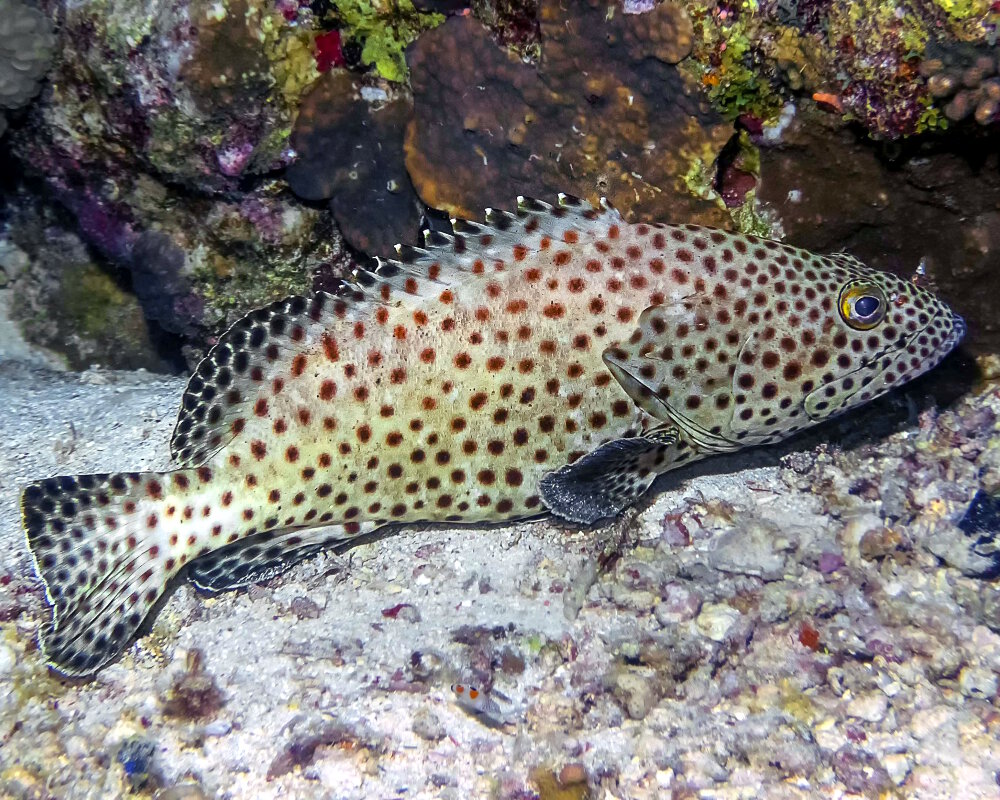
[170,290,366,467]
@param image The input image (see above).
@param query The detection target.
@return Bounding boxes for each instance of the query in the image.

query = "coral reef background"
[2,0,1000,362]
[1,0,1000,796]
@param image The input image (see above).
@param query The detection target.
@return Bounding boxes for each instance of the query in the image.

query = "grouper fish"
[21,195,965,675]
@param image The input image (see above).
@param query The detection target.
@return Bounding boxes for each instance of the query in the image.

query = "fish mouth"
[875,309,966,377]
[804,310,966,421]
[946,312,967,351]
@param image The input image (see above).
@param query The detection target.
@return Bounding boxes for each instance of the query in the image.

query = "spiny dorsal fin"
[170,291,366,467]
[365,195,622,293]
[361,245,456,302]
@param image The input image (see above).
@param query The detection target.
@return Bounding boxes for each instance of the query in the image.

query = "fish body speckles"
[21,195,965,675]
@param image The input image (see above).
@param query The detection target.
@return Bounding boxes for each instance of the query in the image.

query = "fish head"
[602,249,964,451]
[798,258,965,422]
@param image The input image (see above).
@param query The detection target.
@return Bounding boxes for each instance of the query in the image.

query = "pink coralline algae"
[5,0,335,341]
[216,140,257,178]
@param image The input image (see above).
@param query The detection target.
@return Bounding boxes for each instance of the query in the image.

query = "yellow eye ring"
[839,282,887,330]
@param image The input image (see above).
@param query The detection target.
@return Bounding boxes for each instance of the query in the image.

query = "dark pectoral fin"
[539,428,681,525]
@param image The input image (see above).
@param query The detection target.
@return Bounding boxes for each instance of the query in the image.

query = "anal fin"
[540,426,691,525]
[186,527,348,592]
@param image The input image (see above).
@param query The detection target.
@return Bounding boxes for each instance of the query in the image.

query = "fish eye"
[839,282,887,330]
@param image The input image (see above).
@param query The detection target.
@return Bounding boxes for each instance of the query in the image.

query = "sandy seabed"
[1,352,999,800]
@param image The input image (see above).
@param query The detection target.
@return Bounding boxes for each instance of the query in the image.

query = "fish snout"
[938,310,967,354]
[950,312,967,344]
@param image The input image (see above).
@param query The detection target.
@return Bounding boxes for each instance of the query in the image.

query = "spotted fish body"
[22,196,964,675]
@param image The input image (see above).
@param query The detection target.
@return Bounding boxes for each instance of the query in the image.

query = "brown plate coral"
[404,0,734,227]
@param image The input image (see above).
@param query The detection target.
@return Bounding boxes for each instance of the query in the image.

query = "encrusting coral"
[14,0,322,194]
[685,0,1000,139]
[5,0,347,347]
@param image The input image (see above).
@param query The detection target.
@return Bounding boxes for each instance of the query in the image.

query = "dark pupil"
[854,295,880,318]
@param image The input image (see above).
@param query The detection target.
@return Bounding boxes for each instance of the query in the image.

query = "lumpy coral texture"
[404,0,734,227]
[286,71,422,258]
[0,0,54,136]
[0,0,53,109]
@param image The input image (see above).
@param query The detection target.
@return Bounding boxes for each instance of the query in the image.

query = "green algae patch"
[683,1,789,124]
[64,266,135,340]
[730,191,779,238]
[702,19,787,122]
[190,252,315,322]
[186,200,335,326]
[530,765,591,800]
[10,229,167,371]
[933,0,993,25]
[335,0,444,82]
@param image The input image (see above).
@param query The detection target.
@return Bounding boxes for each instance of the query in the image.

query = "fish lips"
[804,312,966,422]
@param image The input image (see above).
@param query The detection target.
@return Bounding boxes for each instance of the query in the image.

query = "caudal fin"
[21,470,200,676]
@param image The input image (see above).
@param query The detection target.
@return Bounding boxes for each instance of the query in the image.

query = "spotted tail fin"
[21,468,215,676]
